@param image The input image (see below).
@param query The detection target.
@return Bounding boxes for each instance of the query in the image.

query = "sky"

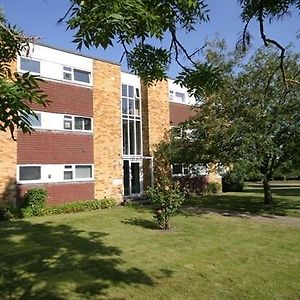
[1,0,299,77]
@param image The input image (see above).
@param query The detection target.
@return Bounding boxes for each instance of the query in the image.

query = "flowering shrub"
[146,178,185,230]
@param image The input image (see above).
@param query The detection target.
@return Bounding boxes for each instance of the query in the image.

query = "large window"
[19,166,41,181]
[122,84,142,156]
[20,57,40,74]
[64,165,93,180]
[64,115,92,132]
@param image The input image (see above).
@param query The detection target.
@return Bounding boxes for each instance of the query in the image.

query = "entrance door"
[123,160,142,196]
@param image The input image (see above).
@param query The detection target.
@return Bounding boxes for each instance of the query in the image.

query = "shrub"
[222,172,244,192]
[204,182,222,195]
[0,207,22,221]
[23,188,47,217]
[146,179,185,230]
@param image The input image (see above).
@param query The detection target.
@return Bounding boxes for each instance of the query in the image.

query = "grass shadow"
[122,217,158,230]
[0,219,155,299]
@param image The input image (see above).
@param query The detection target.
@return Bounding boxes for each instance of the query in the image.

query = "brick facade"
[31,81,93,117]
[169,102,197,126]
[17,131,93,164]
[93,60,123,202]
[18,182,94,205]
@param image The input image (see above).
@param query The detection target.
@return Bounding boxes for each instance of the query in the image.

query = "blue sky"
[1,0,299,77]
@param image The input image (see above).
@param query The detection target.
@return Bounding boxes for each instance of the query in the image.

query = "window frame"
[19,57,41,74]
[18,165,42,182]
[63,65,91,85]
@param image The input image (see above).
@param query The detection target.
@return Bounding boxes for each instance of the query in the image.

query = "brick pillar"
[0,132,17,206]
[93,60,123,202]
[141,80,170,188]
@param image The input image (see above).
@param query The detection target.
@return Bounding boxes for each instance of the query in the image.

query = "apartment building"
[0,43,201,206]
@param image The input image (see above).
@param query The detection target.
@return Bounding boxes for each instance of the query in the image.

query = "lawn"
[1,205,299,299]
[185,182,300,217]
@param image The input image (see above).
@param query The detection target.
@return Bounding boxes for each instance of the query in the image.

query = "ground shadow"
[245,184,300,197]
[0,220,156,299]
[122,217,157,229]
[183,189,300,217]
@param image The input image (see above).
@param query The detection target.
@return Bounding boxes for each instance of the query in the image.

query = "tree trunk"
[263,179,273,205]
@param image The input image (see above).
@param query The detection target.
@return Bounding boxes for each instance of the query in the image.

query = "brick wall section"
[0,132,17,205]
[141,80,170,155]
[17,182,94,205]
[17,131,93,164]
[141,80,170,188]
[30,81,93,117]
[169,102,197,126]
[0,60,18,205]
[93,60,123,202]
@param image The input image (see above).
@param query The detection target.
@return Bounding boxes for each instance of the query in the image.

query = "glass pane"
[131,162,140,194]
[122,98,128,114]
[129,120,135,155]
[175,92,185,102]
[136,120,141,155]
[128,86,134,98]
[135,88,140,98]
[74,69,90,83]
[20,57,40,73]
[64,171,73,180]
[122,84,127,97]
[135,99,140,116]
[74,117,83,130]
[129,99,134,115]
[123,160,130,196]
[122,120,129,155]
[83,118,91,130]
[64,119,73,130]
[19,166,41,181]
[27,113,41,127]
[172,164,183,175]
[75,165,92,178]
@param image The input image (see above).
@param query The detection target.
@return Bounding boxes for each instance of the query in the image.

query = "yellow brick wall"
[93,60,123,202]
[141,80,170,187]
[0,132,17,205]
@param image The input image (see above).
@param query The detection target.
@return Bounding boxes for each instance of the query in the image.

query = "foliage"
[204,182,222,195]
[60,1,300,97]
[146,178,185,230]
[22,188,47,217]
[170,44,300,205]
[0,198,117,221]
[222,172,245,192]
[0,11,48,139]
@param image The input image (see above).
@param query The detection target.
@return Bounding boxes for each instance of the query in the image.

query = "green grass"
[185,182,300,217]
[1,206,300,299]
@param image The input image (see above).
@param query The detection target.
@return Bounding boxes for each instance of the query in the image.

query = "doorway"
[123,160,143,196]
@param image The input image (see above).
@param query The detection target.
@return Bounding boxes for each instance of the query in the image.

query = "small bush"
[204,182,222,195]
[146,179,185,230]
[23,188,47,216]
[0,207,22,221]
[222,172,244,192]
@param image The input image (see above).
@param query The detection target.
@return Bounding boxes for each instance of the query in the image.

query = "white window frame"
[63,65,91,85]
[19,56,41,75]
[17,164,94,184]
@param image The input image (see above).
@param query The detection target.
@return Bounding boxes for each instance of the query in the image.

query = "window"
[75,165,92,179]
[122,84,142,156]
[63,66,72,81]
[64,165,73,180]
[169,90,174,100]
[64,115,73,130]
[63,165,93,181]
[20,57,40,73]
[175,92,185,102]
[74,69,90,83]
[74,117,92,131]
[172,164,184,176]
[27,113,41,127]
[19,166,41,181]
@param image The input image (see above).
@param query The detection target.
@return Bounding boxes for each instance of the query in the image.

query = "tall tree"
[0,12,47,140]
[62,0,299,95]
[176,45,300,205]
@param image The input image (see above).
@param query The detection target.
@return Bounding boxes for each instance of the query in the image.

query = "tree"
[176,45,300,205]
[61,0,299,95]
[0,12,48,140]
